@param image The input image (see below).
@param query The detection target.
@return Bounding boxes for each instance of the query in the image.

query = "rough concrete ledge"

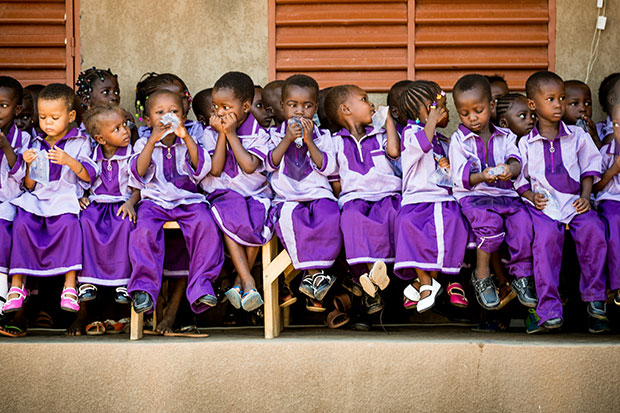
[1,327,619,412]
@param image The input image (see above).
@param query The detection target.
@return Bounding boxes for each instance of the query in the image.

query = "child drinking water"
[516,71,608,333]
[5,84,95,313]
[597,73,620,146]
[266,74,341,308]
[495,93,536,141]
[450,74,537,311]
[387,80,470,312]
[0,76,31,314]
[200,71,272,312]
[563,80,601,148]
[324,85,400,302]
[127,89,224,314]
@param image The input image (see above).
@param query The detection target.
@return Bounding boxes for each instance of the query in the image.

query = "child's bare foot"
[65,306,87,336]
[156,315,176,334]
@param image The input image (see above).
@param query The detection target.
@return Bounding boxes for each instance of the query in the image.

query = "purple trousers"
[127,201,224,314]
[528,205,607,324]
[460,196,533,279]
[598,200,620,290]
[0,218,11,274]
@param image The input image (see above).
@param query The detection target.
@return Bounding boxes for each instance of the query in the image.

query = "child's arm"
[208,115,227,177]
[269,122,300,167]
[520,189,548,210]
[116,188,141,224]
[48,146,91,183]
[175,123,199,170]
[573,126,602,213]
[385,114,401,159]
[135,122,172,177]
[0,131,17,168]
[583,116,603,149]
[22,149,37,190]
[573,176,593,214]
[221,113,261,174]
[424,104,446,144]
[515,136,547,209]
[593,156,620,193]
[301,118,324,169]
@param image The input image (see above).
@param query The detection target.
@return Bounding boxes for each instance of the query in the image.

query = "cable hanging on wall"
[585,0,607,83]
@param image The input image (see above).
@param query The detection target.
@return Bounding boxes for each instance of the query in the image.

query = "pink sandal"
[446,282,469,308]
[60,287,80,312]
[3,286,27,313]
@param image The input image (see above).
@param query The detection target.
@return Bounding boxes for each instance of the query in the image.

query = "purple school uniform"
[200,113,273,246]
[0,125,30,274]
[395,122,469,278]
[127,132,224,313]
[266,122,342,270]
[516,122,607,324]
[332,126,401,266]
[449,124,533,279]
[596,116,613,143]
[78,144,135,287]
[595,138,620,290]
[10,128,95,277]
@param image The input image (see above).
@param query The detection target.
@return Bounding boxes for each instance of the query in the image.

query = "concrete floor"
[2,326,620,412]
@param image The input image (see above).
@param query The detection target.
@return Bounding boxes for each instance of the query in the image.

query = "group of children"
[0,66,619,336]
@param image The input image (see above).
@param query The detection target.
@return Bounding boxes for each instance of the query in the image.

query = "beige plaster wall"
[80,0,269,118]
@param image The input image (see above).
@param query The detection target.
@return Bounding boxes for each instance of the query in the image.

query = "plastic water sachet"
[576,118,589,133]
[429,153,453,188]
[535,187,561,221]
[487,165,506,177]
[29,149,49,185]
[288,117,304,148]
[371,105,389,132]
[160,112,181,140]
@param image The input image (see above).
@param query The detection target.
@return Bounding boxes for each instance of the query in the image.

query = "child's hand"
[210,115,225,134]
[221,113,238,136]
[573,197,591,214]
[0,131,9,149]
[174,119,189,140]
[285,119,302,143]
[533,192,548,210]
[79,196,90,210]
[480,167,498,183]
[300,118,314,145]
[437,157,450,169]
[117,201,137,223]
[48,147,73,166]
[581,115,598,138]
[427,104,447,127]
[23,149,37,164]
[150,121,173,143]
[496,163,512,181]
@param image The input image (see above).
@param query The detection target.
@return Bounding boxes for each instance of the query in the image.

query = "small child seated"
[251,85,273,128]
[563,80,601,148]
[596,73,620,147]
[516,71,608,333]
[450,74,537,311]
[192,88,214,127]
[262,80,286,129]
[495,93,535,140]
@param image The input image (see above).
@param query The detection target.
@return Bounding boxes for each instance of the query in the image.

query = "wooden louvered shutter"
[269,0,555,92]
[0,0,80,87]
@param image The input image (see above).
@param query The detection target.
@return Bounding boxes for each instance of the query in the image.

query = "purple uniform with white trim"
[333,126,400,267]
[79,144,135,287]
[200,113,273,246]
[266,122,341,270]
[10,128,95,277]
[0,124,30,274]
[127,131,224,313]
[395,122,469,278]
[516,122,607,325]
[596,116,613,143]
[595,138,620,290]
[449,123,533,279]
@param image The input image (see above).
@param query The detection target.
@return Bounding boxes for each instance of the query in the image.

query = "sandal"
[359,261,389,297]
[403,296,417,310]
[224,286,243,309]
[85,321,106,335]
[78,283,97,302]
[34,311,54,328]
[305,297,326,313]
[614,290,620,307]
[241,289,264,312]
[446,282,469,308]
[104,318,130,334]
[325,309,349,328]
[3,286,27,313]
[0,325,26,338]
[60,287,80,312]
[497,282,516,310]
[163,325,209,338]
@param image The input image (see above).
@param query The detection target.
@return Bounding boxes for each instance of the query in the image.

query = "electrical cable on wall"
[585,0,607,83]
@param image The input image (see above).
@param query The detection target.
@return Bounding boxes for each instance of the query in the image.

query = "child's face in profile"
[15,97,33,132]
[95,110,131,148]
[251,87,272,128]
[563,83,592,124]
[212,87,251,126]
[612,105,620,144]
[499,98,535,137]
[262,87,286,124]
[455,87,493,134]
[88,76,120,108]
[344,87,375,126]
[282,85,317,121]
[38,98,75,139]
[145,93,184,128]
[0,87,20,133]
[528,80,565,124]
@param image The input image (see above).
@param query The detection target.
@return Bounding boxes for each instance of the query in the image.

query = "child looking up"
[597,73,620,146]
[251,85,273,128]
[495,93,535,140]
[5,84,95,314]
[450,74,537,311]
[563,80,601,148]
[127,89,224,314]
[516,71,608,332]
[325,85,400,300]
[200,71,272,312]
[262,80,286,129]
[192,88,213,127]
[266,74,341,306]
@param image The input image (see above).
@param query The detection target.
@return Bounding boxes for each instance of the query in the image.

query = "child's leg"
[223,235,257,293]
[64,270,77,289]
[475,249,492,279]
[156,278,187,333]
[502,199,534,279]
[245,246,259,270]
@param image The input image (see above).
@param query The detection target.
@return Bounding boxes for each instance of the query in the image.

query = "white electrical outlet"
[597,0,604,8]
[597,15,607,30]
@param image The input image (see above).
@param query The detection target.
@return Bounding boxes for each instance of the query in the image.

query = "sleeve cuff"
[506,154,522,165]
[8,155,23,175]
[328,174,339,182]
[248,147,267,162]
[186,147,205,177]
[516,183,531,196]
[130,156,151,184]
[266,150,278,170]
[581,171,601,180]
[83,162,98,184]
[462,161,474,190]
[414,129,433,153]
[317,151,329,172]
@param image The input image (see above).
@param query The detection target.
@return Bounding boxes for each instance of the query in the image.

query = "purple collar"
[334,125,380,140]
[607,138,620,156]
[95,144,130,161]
[458,123,505,141]
[34,127,82,145]
[236,112,263,137]
[527,121,570,143]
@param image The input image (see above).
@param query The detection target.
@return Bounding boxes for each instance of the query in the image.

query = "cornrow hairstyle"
[143,89,184,118]
[75,67,117,108]
[598,72,620,114]
[453,74,492,102]
[134,72,193,120]
[82,104,124,137]
[213,71,254,103]
[324,85,356,130]
[525,71,563,98]
[495,93,527,121]
[399,80,442,122]
[0,76,24,104]
[281,74,319,102]
[39,83,76,111]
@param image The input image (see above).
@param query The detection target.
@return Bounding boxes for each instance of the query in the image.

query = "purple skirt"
[394,201,468,279]
[9,208,82,277]
[79,201,134,286]
[0,218,11,273]
[208,189,273,246]
[271,198,342,270]
[340,195,400,265]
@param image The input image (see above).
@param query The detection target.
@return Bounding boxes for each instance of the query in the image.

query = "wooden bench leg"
[262,237,281,339]
[130,307,143,341]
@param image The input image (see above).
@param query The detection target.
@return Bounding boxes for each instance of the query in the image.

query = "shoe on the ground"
[541,317,563,330]
[114,286,131,304]
[363,292,384,315]
[132,291,154,313]
[313,272,336,301]
[298,273,315,299]
[510,277,538,308]
[588,315,611,334]
[78,283,97,302]
[587,301,607,320]
[471,272,500,310]
[525,308,544,334]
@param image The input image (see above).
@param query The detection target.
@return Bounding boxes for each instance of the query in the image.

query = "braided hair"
[134,72,192,121]
[495,93,527,121]
[399,80,442,122]
[75,67,117,108]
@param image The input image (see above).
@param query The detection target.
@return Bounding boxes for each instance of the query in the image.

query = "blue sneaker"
[541,317,563,330]
[588,315,610,334]
[471,273,500,310]
[132,291,153,314]
[78,284,97,302]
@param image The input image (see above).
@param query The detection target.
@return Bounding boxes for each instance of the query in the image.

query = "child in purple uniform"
[5,84,95,314]
[262,80,286,131]
[251,85,273,129]
[562,80,601,148]
[127,89,224,314]
[0,77,31,314]
[596,73,620,147]
[495,93,536,141]
[450,74,537,311]
[266,74,341,306]
[325,85,400,300]
[192,88,213,127]
[516,71,608,333]
[200,72,272,312]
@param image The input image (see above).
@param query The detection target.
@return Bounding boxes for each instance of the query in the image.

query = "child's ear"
[80,95,90,110]
[14,104,23,116]
[527,99,536,111]
[197,114,207,125]
[68,109,76,123]
[390,106,400,120]
[489,99,496,114]
[242,99,252,113]
[339,103,351,116]
[94,134,106,145]
[498,118,508,128]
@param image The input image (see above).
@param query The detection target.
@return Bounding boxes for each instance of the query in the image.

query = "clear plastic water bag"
[288,117,304,147]
[29,149,49,185]
[371,105,389,132]
[536,187,561,220]
[488,165,506,177]
[161,112,180,139]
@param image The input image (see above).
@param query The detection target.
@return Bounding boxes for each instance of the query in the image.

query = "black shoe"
[541,317,563,330]
[298,273,314,299]
[587,301,607,320]
[363,292,384,315]
[588,315,611,334]
[471,273,500,310]
[313,272,336,301]
[114,286,131,304]
[132,291,153,314]
[78,284,97,302]
[511,277,538,308]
